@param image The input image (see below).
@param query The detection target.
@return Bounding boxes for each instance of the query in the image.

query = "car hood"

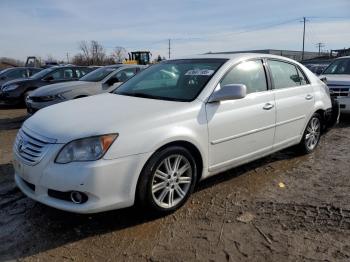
[23,93,198,143]
[320,74,350,86]
[30,81,99,96]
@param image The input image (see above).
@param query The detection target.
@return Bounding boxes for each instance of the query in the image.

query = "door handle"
[263,103,274,110]
[305,94,313,100]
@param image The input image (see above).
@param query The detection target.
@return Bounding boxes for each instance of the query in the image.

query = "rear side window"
[268,60,304,89]
[296,67,309,85]
[221,60,268,94]
[76,68,91,78]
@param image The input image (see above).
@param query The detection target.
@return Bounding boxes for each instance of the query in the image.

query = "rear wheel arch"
[315,109,326,131]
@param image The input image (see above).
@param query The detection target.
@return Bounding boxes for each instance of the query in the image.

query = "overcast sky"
[0,0,349,61]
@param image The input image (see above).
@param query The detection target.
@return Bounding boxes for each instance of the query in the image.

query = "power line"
[168,39,171,59]
[316,42,325,55]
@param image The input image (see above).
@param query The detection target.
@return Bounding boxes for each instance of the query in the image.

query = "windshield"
[323,58,350,75]
[80,66,120,82]
[114,59,227,101]
[0,68,12,75]
[30,67,55,79]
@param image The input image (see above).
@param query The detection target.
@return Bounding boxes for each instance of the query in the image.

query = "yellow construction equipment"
[124,51,152,65]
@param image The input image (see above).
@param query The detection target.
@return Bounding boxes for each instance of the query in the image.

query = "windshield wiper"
[118,92,164,100]
[116,92,188,102]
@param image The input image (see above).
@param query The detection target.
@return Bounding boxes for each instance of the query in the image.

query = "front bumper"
[0,90,22,105]
[335,97,350,114]
[14,146,152,213]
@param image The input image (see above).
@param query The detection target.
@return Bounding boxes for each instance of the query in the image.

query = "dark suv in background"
[0,67,43,86]
[0,66,96,105]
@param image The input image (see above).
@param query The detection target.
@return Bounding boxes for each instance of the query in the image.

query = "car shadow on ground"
[0,116,26,130]
[0,146,301,260]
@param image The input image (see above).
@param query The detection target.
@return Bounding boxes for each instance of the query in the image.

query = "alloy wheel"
[305,117,321,151]
[151,154,192,209]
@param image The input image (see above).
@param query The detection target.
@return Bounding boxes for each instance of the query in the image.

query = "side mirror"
[320,76,327,84]
[106,77,119,86]
[44,76,54,81]
[208,84,247,103]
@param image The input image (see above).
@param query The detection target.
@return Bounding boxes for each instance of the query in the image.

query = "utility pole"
[316,43,325,55]
[66,52,70,64]
[168,39,171,59]
[301,17,306,61]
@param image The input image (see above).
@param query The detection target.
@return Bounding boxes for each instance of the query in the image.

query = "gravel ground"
[0,108,350,262]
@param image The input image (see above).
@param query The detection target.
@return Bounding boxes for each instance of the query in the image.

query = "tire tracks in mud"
[254,201,350,231]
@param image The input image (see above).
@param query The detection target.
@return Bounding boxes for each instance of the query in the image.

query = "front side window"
[323,58,350,75]
[115,68,137,82]
[114,59,227,101]
[268,60,302,89]
[221,60,267,94]
[31,67,56,79]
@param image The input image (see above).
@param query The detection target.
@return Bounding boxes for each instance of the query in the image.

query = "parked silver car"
[26,64,146,114]
[319,56,350,114]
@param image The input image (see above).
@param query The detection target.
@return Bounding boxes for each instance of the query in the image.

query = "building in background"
[330,48,350,57]
[209,49,328,62]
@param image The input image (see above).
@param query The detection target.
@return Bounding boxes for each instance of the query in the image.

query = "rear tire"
[136,146,197,214]
[297,113,322,154]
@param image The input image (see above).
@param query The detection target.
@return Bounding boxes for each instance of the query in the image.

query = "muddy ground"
[0,108,350,262]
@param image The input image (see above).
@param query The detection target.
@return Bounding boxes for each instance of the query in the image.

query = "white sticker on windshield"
[185,69,215,76]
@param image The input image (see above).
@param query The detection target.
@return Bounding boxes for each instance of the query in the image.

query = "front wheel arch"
[134,141,203,208]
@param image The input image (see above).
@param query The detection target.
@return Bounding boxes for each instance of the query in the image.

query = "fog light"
[70,191,87,204]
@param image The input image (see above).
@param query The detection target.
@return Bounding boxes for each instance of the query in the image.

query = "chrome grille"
[328,86,350,97]
[14,128,56,165]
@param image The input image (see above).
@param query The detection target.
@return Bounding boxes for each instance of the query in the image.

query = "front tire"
[136,146,197,214]
[298,113,322,154]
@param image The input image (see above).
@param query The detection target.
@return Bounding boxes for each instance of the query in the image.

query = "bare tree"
[46,54,57,63]
[74,40,117,66]
[0,57,24,69]
[112,46,127,63]
[79,40,91,64]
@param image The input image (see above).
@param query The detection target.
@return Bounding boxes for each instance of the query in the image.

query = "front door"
[206,59,276,173]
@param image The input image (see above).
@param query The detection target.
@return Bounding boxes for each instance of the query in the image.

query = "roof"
[210,49,322,55]
[175,53,300,63]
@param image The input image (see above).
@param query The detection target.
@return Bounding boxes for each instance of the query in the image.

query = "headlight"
[2,84,19,91]
[37,94,64,102]
[55,134,118,164]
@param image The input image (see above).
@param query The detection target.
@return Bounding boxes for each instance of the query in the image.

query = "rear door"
[267,59,314,149]
[206,59,276,172]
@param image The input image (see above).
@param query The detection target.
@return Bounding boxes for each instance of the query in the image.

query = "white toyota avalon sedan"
[13,53,335,214]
